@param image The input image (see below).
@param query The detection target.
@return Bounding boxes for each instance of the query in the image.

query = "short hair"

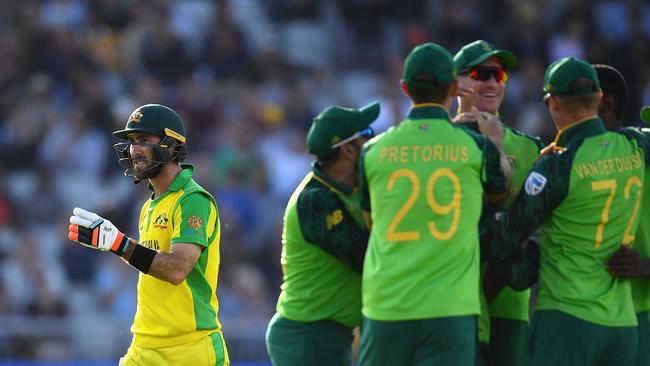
[407,74,454,104]
[556,90,600,111]
[594,64,628,120]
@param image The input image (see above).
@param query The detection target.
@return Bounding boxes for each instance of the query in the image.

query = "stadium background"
[0,0,649,365]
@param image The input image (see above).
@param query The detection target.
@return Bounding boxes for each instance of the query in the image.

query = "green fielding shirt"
[276,164,369,328]
[358,104,508,321]
[631,129,650,314]
[463,122,543,343]
[484,117,650,327]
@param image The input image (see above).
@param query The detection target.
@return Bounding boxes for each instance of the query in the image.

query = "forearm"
[121,240,192,285]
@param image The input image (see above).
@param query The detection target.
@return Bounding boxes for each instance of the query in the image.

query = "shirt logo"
[600,140,609,147]
[326,209,344,230]
[153,213,168,229]
[506,155,517,169]
[188,215,203,229]
[525,172,547,196]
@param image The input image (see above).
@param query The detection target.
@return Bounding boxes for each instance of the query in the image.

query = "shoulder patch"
[188,215,203,229]
[524,172,547,196]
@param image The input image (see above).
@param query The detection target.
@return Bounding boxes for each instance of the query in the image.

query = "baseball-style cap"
[454,40,517,72]
[641,106,650,123]
[113,104,186,143]
[306,102,380,160]
[543,57,600,101]
[403,42,456,89]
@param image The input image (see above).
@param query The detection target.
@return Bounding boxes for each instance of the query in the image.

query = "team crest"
[506,155,517,169]
[128,110,143,124]
[188,215,203,229]
[153,213,168,229]
[326,209,344,230]
[524,172,547,196]
[600,140,609,147]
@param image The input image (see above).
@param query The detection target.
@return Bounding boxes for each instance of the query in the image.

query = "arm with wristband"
[68,207,201,285]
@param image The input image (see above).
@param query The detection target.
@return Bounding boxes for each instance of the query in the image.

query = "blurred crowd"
[1,0,650,361]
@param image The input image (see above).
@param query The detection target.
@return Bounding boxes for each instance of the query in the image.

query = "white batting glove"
[68,207,130,256]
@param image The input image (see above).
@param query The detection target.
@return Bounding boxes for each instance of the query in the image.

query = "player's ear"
[339,142,357,160]
[547,95,559,111]
[400,80,411,97]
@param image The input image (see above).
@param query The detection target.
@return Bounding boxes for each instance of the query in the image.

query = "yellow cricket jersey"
[131,164,223,348]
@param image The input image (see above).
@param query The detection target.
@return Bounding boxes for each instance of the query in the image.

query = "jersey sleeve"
[465,129,509,195]
[481,152,572,262]
[171,192,213,247]
[618,127,650,165]
[297,187,369,273]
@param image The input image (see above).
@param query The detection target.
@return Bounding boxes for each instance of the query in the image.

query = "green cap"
[113,104,186,143]
[403,42,456,89]
[641,106,650,123]
[543,57,600,100]
[453,40,517,72]
[306,102,380,160]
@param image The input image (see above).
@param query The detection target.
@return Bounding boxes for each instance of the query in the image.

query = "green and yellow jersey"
[132,165,222,348]
[276,164,369,328]
[358,104,508,321]
[484,117,650,327]
[624,128,650,315]
[462,121,543,342]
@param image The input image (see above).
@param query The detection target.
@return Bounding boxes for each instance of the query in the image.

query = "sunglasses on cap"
[331,127,375,149]
[463,66,509,83]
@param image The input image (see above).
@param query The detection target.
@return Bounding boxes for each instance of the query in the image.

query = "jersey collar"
[147,164,194,197]
[407,103,451,121]
[311,162,355,196]
[553,115,605,148]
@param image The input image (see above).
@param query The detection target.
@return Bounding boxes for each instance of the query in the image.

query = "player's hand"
[451,112,475,124]
[471,107,502,135]
[68,207,129,256]
[456,75,476,99]
[608,246,642,278]
[472,107,504,149]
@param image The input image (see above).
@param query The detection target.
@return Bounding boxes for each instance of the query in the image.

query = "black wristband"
[128,244,156,274]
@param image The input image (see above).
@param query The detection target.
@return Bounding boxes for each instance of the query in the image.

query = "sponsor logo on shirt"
[525,172,547,196]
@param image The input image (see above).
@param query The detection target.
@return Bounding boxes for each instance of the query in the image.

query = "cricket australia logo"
[524,172,547,196]
[188,215,203,229]
[153,213,168,229]
[128,110,143,124]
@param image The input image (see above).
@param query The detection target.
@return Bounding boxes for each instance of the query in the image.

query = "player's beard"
[132,158,162,180]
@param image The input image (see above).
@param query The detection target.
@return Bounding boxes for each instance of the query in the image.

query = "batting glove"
[68,207,130,256]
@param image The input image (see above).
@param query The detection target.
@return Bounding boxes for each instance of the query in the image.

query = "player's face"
[472,57,506,114]
[128,133,161,178]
